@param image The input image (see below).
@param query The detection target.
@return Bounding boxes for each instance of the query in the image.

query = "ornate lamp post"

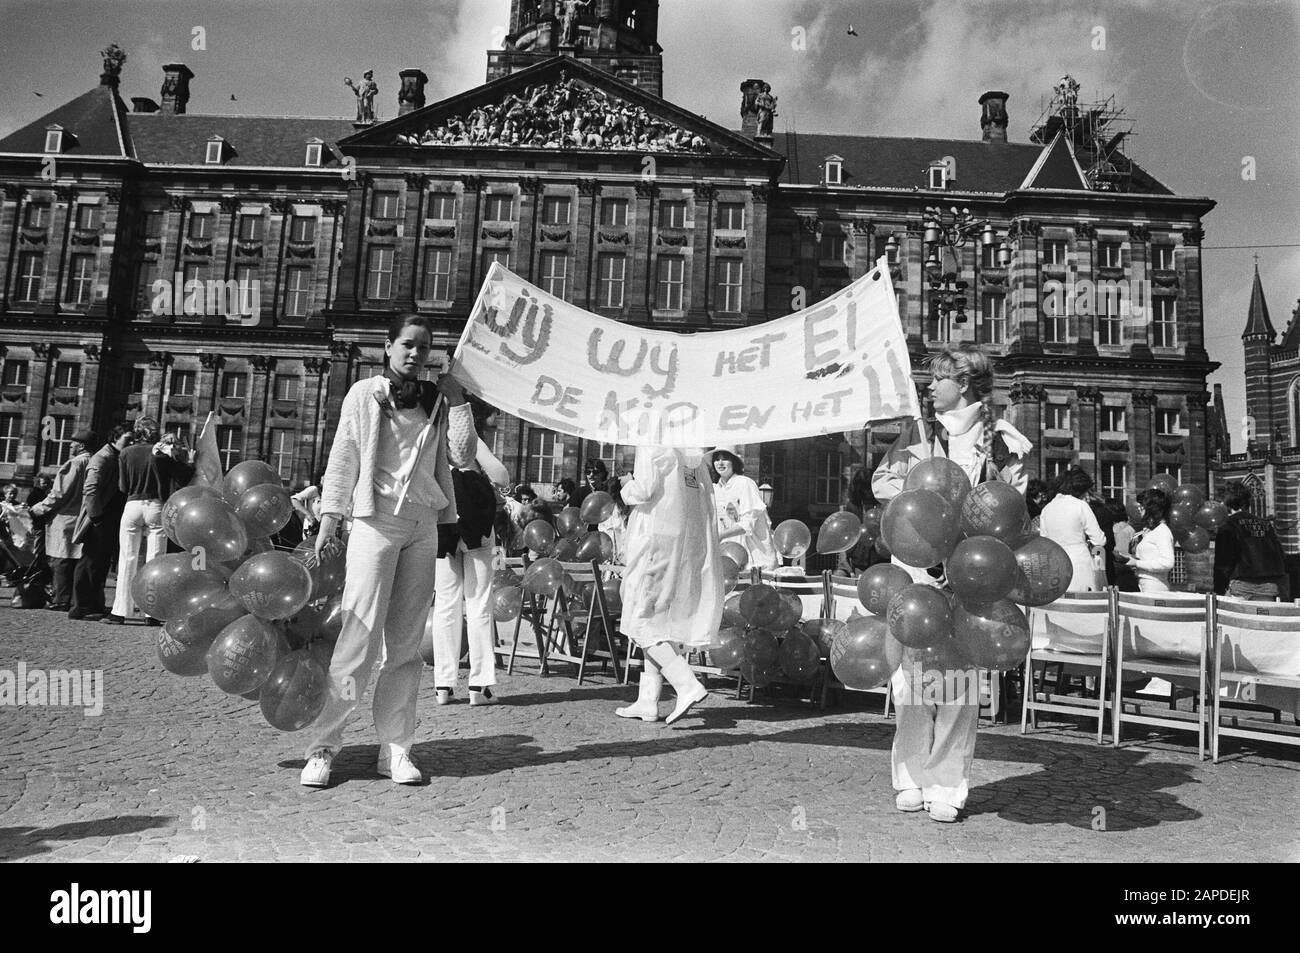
[886,205,1010,327]
[758,482,774,508]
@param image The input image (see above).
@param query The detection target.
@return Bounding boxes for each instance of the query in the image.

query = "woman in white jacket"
[301,315,476,788]
[711,448,778,570]
[871,344,1031,823]
[1038,467,1107,591]
[1114,488,1176,592]
[615,446,723,725]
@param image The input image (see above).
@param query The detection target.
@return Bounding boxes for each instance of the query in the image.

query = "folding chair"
[1212,597,1300,761]
[757,568,832,707]
[825,574,892,715]
[1022,589,1115,744]
[506,554,568,677]
[1113,591,1212,758]
[562,560,623,685]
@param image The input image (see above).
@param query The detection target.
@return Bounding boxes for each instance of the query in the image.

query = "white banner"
[451,258,920,448]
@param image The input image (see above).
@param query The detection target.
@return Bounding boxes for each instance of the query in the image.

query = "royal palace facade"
[0,1,1218,561]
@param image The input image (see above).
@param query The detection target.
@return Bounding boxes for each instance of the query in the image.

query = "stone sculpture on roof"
[345,70,379,124]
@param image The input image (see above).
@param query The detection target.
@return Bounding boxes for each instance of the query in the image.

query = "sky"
[1,0,1296,451]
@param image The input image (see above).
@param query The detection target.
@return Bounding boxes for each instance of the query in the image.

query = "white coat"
[1039,494,1106,591]
[713,473,777,569]
[620,447,724,648]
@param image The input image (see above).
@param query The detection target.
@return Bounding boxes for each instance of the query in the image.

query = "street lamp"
[892,205,1013,328]
[758,482,774,508]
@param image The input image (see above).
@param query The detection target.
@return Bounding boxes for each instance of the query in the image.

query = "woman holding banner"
[615,446,722,725]
[711,448,777,570]
[872,344,1031,823]
[300,315,477,788]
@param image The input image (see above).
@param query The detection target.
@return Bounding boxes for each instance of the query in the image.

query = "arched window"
[1242,473,1268,518]
[1289,377,1300,447]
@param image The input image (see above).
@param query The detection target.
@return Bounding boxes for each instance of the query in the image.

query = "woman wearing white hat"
[710,447,777,570]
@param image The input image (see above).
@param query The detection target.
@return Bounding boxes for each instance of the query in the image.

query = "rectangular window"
[144,209,165,239]
[484,194,513,222]
[1101,406,1126,433]
[428,192,456,220]
[660,200,687,229]
[1096,289,1122,346]
[366,247,395,299]
[1097,241,1123,268]
[24,202,50,229]
[269,430,295,481]
[0,414,20,464]
[216,425,243,472]
[716,259,744,313]
[590,442,619,475]
[980,241,1000,269]
[541,195,571,226]
[597,253,626,309]
[1046,457,1071,483]
[66,254,95,305]
[482,249,510,275]
[47,415,75,467]
[980,293,1007,344]
[1042,289,1069,343]
[928,166,947,190]
[289,215,316,243]
[715,203,745,230]
[304,142,322,167]
[53,362,80,389]
[421,248,453,301]
[44,130,62,154]
[233,263,259,317]
[188,212,213,240]
[825,160,842,186]
[205,140,223,164]
[814,451,846,505]
[656,256,685,310]
[600,198,629,227]
[128,368,146,394]
[3,361,30,387]
[539,252,568,299]
[16,252,44,301]
[222,372,248,400]
[1157,409,1184,436]
[1043,239,1069,267]
[818,233,846,262]
[75,204,102,230]
[1153,298,1178,347]
[273,375,299,402]
[1101,462,1127,500]
[171,370,196,398]
[370,191,400,219]
[283,266,312,318]
[238,214,264,242]
[1046,404,1070,431]
[1153,244,1176,270]
[526,428,562,485]
[181,262,209,297]
[1157,464,1183,483]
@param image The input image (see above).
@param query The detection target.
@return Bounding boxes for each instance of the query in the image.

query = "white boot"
[646,643,708,725]
[616,654,663,721]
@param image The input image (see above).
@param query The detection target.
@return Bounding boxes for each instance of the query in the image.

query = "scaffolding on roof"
[1029,75,1136,192]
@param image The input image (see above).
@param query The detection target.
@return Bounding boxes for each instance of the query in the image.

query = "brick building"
[0,1,1219,576]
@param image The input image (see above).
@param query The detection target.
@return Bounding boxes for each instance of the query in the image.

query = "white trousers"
[889,662,979,809]
[430,543,496,688]
[305,509,440,758]
[111,499,165,618]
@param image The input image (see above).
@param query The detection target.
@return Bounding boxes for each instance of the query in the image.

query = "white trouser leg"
[461,544,497,687]
[431,551,465,688]
[890,661,978,808]
[142,500,165,564]
[111,500,146,618]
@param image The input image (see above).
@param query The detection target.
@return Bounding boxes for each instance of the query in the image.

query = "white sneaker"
[435,688,453,706]
[300,749,333,787]
[469,687,497,706]
[895,789,924,812]
[377,746,423,784]
[926,800,959,823]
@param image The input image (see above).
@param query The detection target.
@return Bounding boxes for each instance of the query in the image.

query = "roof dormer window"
[304,140,323,167]
[824,156,844,186]
[44,126,64,154]
[928,165,948,190]
[205,137,226,165]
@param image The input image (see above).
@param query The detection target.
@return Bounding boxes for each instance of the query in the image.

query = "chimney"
[979,90,1009,142]
[160,63,194,115]
[131,97,160,114]
[397,69,429,115]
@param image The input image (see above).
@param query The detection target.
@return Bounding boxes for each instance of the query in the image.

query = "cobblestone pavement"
[1,602,1298,863]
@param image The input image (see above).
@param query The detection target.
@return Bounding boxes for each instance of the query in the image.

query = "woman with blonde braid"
[872,344,1031,823]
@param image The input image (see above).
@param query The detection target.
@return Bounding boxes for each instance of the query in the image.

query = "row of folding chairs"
[1022,589,1300,761]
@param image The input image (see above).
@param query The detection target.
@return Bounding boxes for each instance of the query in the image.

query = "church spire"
[1242,262,1275,341]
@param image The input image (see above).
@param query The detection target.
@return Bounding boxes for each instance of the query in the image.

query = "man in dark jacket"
[1213,484,1288,601]
[31,429,95,611]
[70,425,134,620]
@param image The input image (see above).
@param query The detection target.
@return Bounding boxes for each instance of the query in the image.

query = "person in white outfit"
[301,315,476,788]
[616,446,723,725]
[1038,467,1107,591]
[430,396,510,707]
[1114,488,1175,592]
[711,447,777,570]
[872,344,1031,823]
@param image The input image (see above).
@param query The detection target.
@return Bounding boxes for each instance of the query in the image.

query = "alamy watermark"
[1042,256,1152,319]
[150,272,261,322]
[0,662,103,716]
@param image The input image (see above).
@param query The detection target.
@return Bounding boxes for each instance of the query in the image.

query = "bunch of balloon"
[1150,477,1228,556]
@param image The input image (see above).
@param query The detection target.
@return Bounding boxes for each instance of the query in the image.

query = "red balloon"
[721,542,749,570]
[886,584,954,649]
[773,591,803,629]
[739,584,783,627]
[722,559,741,593]
[556,506,584,538]
[523,557,564,597]
[951,599,1030,670]
[1006,535,1074,606]
[959,481,1028,543]
[165,596,247,646]
[156,627,216,677]
[130,553,228,622]
[829,615,892,690]
[856,563,914,616]
[903,457,972,508]
[742,629,780,669]
[1125,497,1144,525]
[230,552,313,621]
[802,618,846,656]
[816,511,864,555]
[882,489,960,568]
[601,577,622,613]
[579,491,615,524]
[260,649,329,732]
[773,519,812,559]
[292,536,346,603]
[162,485,223,546]
[740,660,778,688]
[1178,525,1211,554]
[573,531,605,563]
[1168,502,1197,534]
[779,632,822,682]
[493,568,522,590]
[207,615,281,695]
[552,537,580,561]
[174,495,249,564]
[711,626,747,670]
[1173,485,1206,510]
[223,460,281,506]
[288,596,345,648]
[1195,501,1229,532]
[523,519,557,556]
[492,586,524,622]
[947,535,1018,604]
[1145,473,1178,498]
[236,483,293,538]
[862,505,883,541]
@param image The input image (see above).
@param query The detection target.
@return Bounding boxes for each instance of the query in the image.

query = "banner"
[451,258,920,448]
[190,412,222,488]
